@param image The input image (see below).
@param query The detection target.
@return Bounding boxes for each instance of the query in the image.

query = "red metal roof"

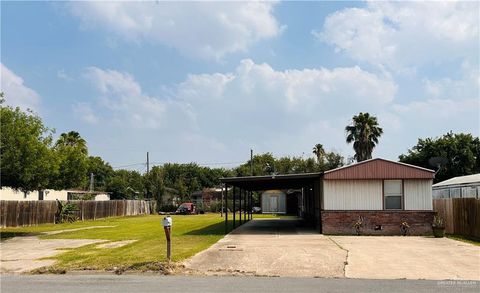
[324,158,435,180]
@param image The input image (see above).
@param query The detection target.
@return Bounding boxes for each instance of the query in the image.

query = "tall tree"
[144,166,165,206]
[399,132,480,182]
[55,131,87,155]
[312,143,326,165]
[0,96,56,193]
[52,131,89,189]
[86,156,114,191]
[345,112,383,162]
[106,169,144,199]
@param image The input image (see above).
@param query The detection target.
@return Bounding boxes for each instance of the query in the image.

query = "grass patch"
[447,234,480,246]
[0,214,244,271]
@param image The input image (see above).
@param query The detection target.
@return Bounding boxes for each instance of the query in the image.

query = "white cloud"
[82,60,397,162]
[83,59,478,165]
[73,102,98,124]
[423,63,480,101]
[67,1,282,60]
[84,67,165,129]
[0,63,40,111]
[57,69,73,81]
[316,1,479,71]
[83,67,193,130]
[170,59,398,157]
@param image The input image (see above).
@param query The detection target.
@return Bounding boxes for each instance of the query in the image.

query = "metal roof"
[432,174,480,188]
[324,158,435,180]
[220,173,322,191]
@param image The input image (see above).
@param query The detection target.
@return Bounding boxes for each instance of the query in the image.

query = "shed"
[432,174,480,199]
[261,190,286,214]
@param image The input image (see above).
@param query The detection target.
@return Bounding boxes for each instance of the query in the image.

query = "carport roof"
[220,172,322,191]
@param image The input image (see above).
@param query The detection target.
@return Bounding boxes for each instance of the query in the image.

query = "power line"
[112,160,245,170]
[112,163,146,169]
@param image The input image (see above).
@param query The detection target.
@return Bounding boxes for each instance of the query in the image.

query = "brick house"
[221,158,436,235]
[321,158,435,235]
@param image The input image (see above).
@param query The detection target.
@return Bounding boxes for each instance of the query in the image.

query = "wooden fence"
[0,200,156,228]
[433,198,480,239]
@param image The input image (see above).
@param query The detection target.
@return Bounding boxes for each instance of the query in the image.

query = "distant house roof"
[65,190,110,194]
[324,158,435,180]
[433,174,480,188]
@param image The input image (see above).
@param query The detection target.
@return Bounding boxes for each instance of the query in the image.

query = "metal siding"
[324,159,435,180]
[404,179,433,210]
[323,180,383,210]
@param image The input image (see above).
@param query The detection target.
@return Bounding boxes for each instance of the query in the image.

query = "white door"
[270,196,278,212]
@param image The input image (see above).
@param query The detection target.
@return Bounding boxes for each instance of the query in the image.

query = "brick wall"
[321,210,435,235]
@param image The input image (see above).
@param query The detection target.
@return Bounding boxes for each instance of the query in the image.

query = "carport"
[220,173,322,233]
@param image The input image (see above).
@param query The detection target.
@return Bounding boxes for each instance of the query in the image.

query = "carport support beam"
[224,184,228,234]
[233,186,236,229]
[239,188,242,225]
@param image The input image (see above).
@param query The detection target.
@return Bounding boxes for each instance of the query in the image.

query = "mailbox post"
[162,216,172,262]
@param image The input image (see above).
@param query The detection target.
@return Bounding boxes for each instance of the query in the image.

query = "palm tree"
[312,143,325,164]
[55,131,88,155]
[345,112,383,162]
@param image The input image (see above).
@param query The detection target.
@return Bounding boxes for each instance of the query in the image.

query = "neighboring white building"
[261,190,286,214]
[432,174,480,199]
[0,187,110,201]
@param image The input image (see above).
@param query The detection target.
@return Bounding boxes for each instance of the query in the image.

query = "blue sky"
[1,1,479,172]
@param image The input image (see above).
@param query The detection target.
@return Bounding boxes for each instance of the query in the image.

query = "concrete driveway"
[331,236,480,280]
[185,218,480,280]
[184,218,347,277]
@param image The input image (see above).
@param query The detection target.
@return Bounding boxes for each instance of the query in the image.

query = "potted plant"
[432,215,445,238]
[400,221,410,236]
[353,216,364,236]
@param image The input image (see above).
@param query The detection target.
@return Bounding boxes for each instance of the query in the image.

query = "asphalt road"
[1,275,479,293]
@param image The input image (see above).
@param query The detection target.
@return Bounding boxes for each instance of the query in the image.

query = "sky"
[1,1,479,172]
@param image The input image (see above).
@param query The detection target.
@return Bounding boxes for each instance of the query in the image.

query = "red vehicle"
[175,202,197,214]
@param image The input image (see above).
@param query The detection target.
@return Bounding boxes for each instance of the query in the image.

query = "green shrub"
[57,202,79,223]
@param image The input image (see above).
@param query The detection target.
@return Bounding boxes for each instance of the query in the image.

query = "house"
[191,187,224,206]
[221,158,436,235]
[0,187,110,201]
[321,158,435,235]
[432,174,480,199]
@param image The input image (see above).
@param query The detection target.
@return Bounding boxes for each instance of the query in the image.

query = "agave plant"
[432,215,445,228]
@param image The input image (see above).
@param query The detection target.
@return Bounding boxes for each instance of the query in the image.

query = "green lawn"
[0,213,282,272]
[447,234,480,246]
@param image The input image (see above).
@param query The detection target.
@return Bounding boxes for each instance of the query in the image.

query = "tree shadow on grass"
[0,231,40,241]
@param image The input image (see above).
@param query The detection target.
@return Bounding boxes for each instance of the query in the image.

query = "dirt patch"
[96,240,137,249]
[0,236,105,274]
[43,226,115,235]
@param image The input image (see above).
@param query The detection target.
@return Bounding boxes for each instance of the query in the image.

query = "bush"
[56,202,79,223]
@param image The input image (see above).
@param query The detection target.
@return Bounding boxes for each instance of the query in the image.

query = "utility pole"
[250,149,253,176]
[146,152,150,174]
[146,151,150,199]
[89,173,94,192]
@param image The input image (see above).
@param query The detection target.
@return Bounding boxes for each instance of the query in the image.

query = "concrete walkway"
[184,218,347,277]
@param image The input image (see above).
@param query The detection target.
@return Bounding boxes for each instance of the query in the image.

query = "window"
[450,188,461,198]
[384,180,403,210]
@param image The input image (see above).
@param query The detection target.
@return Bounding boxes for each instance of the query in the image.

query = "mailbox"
[162,216,172,227]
